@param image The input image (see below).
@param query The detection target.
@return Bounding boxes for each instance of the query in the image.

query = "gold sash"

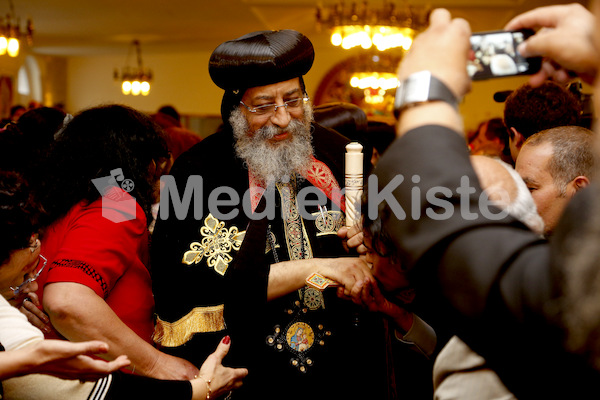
[153,304,225,347]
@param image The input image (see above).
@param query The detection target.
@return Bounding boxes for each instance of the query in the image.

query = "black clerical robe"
[151,124,389,399]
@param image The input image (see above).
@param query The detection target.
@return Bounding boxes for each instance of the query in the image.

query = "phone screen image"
[468,29,540,80]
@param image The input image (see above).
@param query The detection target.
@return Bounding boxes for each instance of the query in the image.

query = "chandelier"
[316,1,429,52]
[0,0,33,57]
[114,40,153,96]
[350,71,398,104]
[347,53,402,109]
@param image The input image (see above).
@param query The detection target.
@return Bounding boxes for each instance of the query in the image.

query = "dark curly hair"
[0,171,40,266]
[0,124,28,174]
[12,107,68,183]
[17,107,67,146]
[34,104,169,227]
[503,81,582,140]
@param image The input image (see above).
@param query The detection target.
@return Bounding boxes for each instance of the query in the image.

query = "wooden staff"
[345,142,363,228]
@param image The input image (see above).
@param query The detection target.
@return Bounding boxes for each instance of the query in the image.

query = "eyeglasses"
[11,254,47,296]
[239,97,309,116]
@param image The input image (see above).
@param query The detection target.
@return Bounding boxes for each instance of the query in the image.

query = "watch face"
[394,71,432,117]
[393,84,405,118]
[393,71,428,117]
[403,71,433,105]
[394,71,457,118]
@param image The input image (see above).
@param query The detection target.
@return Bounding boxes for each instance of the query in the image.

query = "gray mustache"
[256,125,283,140]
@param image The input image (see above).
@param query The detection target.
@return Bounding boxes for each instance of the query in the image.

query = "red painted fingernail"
[222,335,231,344]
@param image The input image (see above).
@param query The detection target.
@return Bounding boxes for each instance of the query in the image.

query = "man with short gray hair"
[515,125,595,236]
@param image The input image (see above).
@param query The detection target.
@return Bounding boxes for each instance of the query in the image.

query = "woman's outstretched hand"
[191,336,248,400]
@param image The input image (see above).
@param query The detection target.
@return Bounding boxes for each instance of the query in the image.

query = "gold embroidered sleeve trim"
[153,304,225,347]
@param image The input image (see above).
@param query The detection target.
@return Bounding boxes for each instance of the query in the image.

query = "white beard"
[230,103,314,186]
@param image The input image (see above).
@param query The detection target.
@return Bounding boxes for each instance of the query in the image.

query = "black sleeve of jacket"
[102,372,192,400]
[374,125,600,398]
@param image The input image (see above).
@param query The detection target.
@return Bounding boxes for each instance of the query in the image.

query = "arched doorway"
[16,55,42,106]
[313,52,401,123]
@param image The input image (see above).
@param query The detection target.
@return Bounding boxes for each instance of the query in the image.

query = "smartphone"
[468,29,542,80]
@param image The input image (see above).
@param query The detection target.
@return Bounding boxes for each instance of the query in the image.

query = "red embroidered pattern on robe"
[248,156,346,213]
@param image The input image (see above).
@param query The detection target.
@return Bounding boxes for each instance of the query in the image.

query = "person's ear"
[157,156,174,176]
[572,175,590,192]
[565,175,590,198]
[30,238,40,254]
[510,128,526,149]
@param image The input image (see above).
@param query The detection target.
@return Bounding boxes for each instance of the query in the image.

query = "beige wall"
[62,46,351,118]
[462,75,530,133]
[39,55,67,107]
[64,52,219,116]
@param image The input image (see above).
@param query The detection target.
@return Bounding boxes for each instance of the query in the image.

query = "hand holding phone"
[468,29,541,80]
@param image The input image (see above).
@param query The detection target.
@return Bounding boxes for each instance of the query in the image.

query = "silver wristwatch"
[393,71,458,119]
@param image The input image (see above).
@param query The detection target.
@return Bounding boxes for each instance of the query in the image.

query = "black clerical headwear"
[208,30,314,123]
[209,29,314,91]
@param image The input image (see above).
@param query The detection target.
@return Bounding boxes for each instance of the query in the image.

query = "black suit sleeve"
[374,125,599,398]
[375,126,549,319]
[102,372,192,400]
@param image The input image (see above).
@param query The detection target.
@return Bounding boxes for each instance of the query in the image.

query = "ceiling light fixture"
[0,0,33,57]
[316,0,429,52]
[349,54,402,107]
[114,40,153,96]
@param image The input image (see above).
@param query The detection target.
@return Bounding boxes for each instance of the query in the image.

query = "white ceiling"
[11,0,589,57]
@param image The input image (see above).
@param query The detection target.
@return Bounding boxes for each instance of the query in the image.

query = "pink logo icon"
[91,168,137,223]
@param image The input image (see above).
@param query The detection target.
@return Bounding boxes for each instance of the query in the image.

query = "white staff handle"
[345,142,363,228]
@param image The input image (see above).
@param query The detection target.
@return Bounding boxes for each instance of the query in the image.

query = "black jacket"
[375,125,600,399]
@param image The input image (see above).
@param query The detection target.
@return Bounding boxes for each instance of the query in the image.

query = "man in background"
[468,117,512,164]
[504,80,582,161]
[515,125,595,236]
[152,104,202,162]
